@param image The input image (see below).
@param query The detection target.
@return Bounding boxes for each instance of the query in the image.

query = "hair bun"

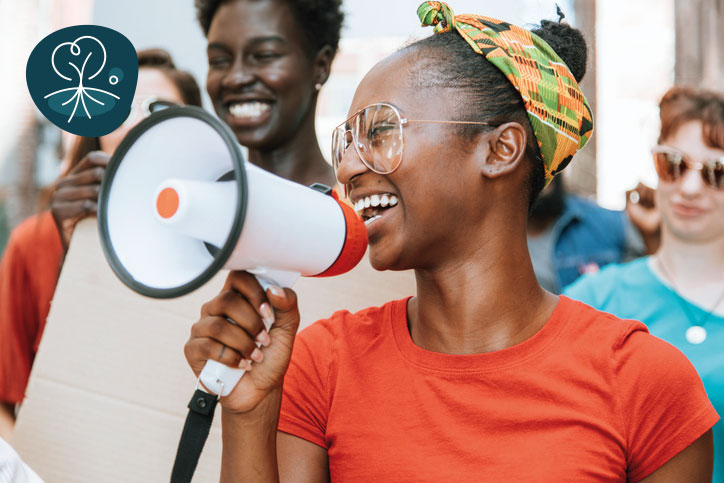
[532,19,587,83]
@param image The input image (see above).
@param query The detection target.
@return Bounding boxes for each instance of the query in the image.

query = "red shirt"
[279,296,718,482]
[0,212,63,404]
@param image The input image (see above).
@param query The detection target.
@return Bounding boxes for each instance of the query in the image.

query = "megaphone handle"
[197,270,300,397]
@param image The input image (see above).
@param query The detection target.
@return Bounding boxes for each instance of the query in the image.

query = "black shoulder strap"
[170,389,219,483]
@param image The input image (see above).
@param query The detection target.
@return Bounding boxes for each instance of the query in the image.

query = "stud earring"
[315,82,323,91]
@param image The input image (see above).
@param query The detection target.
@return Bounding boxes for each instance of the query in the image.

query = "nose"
[221,57,255,89]
[335,133,370,186]
[679,165,705,197]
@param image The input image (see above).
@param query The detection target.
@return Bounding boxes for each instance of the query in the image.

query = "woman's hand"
[625,182,661,254]
[184,271,300,414]
[50,151,109,249]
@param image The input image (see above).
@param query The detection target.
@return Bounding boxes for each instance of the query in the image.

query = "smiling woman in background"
[195,0,343,187]
[565,85,724,480]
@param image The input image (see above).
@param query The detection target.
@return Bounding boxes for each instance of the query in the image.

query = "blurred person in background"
[195,0,343,187]
[0,49,202,440]
[565,85,724,480]
[526,174,651,293]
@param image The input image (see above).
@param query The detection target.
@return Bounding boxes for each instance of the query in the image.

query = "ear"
[312,45,334,88]
[479,122,528,179]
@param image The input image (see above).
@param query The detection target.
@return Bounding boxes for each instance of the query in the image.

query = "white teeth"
[364,215,382,226]
[353,193,399,215]
[229,102,270,119]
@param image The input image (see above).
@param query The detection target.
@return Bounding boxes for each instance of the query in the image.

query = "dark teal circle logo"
[26,25,138,137]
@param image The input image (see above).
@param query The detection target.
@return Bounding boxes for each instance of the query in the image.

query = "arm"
[637,430,713,483]
[0,403,14,442]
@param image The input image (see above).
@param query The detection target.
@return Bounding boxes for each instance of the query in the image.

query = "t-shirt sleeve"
[278,314,341,449]
[0,231,36,404]
[613,324,719,481]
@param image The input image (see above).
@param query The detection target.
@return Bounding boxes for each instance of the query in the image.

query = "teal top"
[565,257,724,481]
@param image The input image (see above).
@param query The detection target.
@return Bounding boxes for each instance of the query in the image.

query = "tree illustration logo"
[27,25,137,137]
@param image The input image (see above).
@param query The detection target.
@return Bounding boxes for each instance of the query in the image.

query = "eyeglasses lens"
[653,151,682,183]
[654,150,724,190]
[333,104,404,176]
[357,104,403,174]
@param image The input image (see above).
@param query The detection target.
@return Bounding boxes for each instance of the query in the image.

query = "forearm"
[221,388,283,483]
[0,402,16,442]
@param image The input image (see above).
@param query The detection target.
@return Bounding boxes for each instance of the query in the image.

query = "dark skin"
[205,0,335,187]
[50,151,108,249]
[185,50,713,482]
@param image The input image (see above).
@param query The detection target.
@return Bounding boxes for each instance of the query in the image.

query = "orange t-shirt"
[279,296,719,482]
[0,211,63,404]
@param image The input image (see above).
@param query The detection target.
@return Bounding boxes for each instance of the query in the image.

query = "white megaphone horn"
[97,106,368,395]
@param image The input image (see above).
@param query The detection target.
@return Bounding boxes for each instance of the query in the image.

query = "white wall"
[596,0,675,209]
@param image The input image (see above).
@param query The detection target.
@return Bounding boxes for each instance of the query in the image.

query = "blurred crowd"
[0,0,723,481]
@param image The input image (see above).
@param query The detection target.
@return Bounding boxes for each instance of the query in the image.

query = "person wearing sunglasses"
[565,85,724,480]
[0,49,202,440]
[184,4,716,481]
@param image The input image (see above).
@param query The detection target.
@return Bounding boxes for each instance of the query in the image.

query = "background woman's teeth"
[371,194,380,207]
[229,102,270,118]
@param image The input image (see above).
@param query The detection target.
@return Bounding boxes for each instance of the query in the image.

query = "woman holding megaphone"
[184,3,717,481]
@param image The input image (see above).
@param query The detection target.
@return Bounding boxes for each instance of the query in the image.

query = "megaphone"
[97,106,368,395]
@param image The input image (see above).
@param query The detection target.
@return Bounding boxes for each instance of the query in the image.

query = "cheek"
[206,73,220,100]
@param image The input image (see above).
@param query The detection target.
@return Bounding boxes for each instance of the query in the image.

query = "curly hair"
[195,0,344,57]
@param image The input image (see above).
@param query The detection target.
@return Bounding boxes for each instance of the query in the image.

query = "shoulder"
[294,298,404,353]
[6,212,60,255]
[563,257,650,305]
[611,322,718,480]
[559,295,648,351]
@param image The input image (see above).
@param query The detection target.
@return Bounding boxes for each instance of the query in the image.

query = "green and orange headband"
[417,1,594,185]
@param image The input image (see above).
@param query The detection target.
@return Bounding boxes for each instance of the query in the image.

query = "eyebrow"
[207,36,286,52]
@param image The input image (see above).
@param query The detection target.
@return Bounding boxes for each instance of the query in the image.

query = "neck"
[408,217,558,355]
[656,229,724,285]
[654,229,724,316]
[247,109,335,187]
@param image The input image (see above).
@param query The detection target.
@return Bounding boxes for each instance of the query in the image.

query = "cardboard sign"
[13,218,415,482]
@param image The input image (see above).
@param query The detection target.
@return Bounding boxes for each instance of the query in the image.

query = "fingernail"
[259,303,275,327]
[269,285,285,299]
[256,329,271,347]
[238,359,252,371]
[250,348,264,363]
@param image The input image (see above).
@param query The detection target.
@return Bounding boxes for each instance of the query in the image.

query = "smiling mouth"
[227,101,271,120]
[353,193,399,225]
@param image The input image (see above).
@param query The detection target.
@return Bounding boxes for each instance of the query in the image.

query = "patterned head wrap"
[417,2,594,185]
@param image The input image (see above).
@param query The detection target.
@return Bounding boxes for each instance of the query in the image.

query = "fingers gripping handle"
[198,270,300,397]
